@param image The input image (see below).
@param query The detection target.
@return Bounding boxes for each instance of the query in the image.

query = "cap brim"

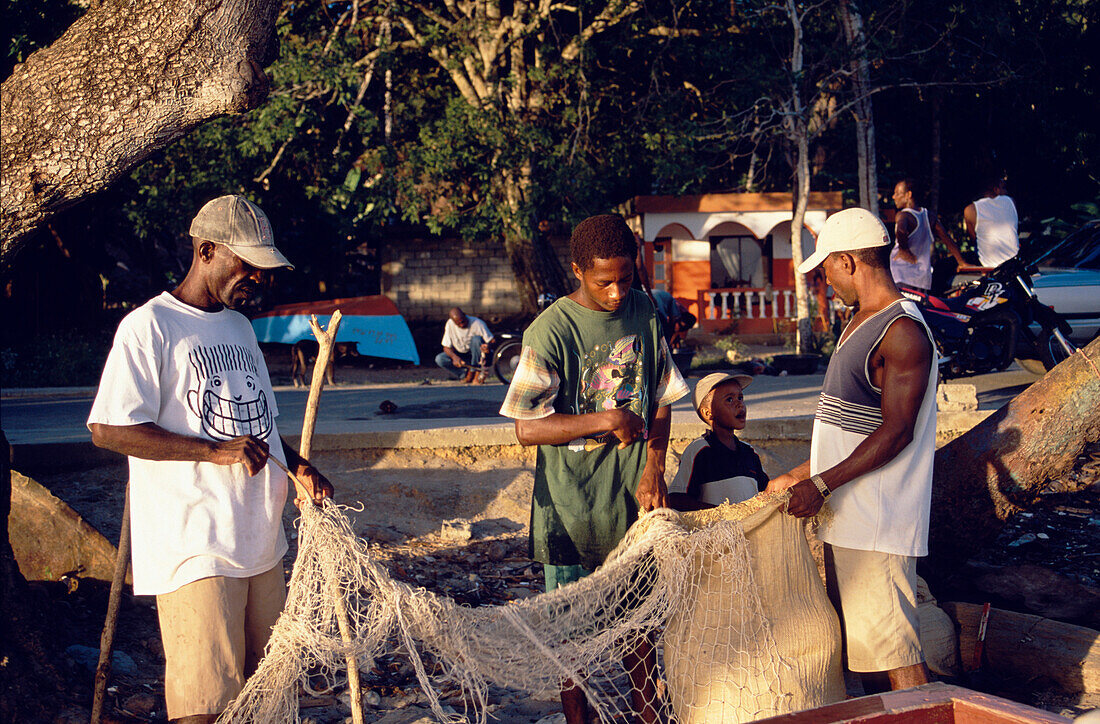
[693,373,754,421]
[797,248,829,275]
[227,244,294,270]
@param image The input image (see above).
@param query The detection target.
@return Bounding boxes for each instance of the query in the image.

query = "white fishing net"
[219,492,844,723]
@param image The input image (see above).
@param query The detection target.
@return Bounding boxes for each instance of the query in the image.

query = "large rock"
[8,470,127,585]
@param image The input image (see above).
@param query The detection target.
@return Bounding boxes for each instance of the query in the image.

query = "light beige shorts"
[823,544,923,672]
[156,564,287,718]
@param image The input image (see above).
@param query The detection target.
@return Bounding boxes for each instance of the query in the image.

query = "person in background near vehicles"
[500,214,689,724]
[770,207,937,694]
[651,288,695,350]
[890,177,965,291]
[87,195,334,724]
[668,373,768,512]
[435,306,495,383]
[964,175,1019,268]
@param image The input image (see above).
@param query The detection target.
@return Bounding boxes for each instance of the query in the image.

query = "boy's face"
[571,255,634,313]
[704,380,747,431]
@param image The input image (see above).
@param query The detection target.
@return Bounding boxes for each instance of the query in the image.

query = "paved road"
[0,367,1037,446]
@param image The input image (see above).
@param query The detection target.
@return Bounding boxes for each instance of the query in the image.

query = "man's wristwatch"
[811,474,831,499]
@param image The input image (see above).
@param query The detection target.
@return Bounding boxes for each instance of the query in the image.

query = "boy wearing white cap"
[668,372,768,511]
[88,195,333,723]
[770,207,937,693]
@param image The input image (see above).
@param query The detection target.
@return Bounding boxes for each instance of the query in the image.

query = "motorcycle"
[898,256,1077,379]
[491,294,557,384]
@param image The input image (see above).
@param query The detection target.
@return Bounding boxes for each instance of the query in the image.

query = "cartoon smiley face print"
[185,344,273,441]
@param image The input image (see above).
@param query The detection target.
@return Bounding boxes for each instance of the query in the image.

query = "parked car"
[1029,219,1100,344]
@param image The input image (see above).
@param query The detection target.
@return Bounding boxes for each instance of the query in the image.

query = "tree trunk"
[790,140,813,354]
[839,0,878,217]
[499,166,569,315]
[784,0,813,355]
[929,337,1100,570]
[503,227,570,315]
[929,92,943,217]
[1,0,279,268]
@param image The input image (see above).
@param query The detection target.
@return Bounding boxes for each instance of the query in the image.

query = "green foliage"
[1,331,111,388]
[714,335,747,358]
[3,0,84,80]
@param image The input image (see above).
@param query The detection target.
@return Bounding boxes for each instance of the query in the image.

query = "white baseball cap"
[692,372,753,422]
[189,195,294,270]
[797,207,890,274]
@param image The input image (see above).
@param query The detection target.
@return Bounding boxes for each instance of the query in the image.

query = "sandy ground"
[24,435,1100,722]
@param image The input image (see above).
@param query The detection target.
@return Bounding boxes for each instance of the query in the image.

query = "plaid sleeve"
[655,338,690,408]
[499,346,561,420]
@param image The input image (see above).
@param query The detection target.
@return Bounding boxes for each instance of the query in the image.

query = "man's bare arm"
[443,345,466,368]
[963,203,978,240]
[514,408,644,448]
[894,211,918,263]
[280,437,334,503]
[929,211,967,265]
[90,422,269,475]
[636,405,672,511]
[785,318,931,516]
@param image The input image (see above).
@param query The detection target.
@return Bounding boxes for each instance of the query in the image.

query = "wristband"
[811,474,830,499]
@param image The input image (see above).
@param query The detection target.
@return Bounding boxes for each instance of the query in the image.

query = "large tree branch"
[560,0,643,61]
[0,0,280,268]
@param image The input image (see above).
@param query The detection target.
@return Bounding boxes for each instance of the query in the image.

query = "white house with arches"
[626,192,844,336]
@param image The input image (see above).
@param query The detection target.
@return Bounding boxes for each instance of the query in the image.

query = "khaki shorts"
[156,565,286,718]
[823,544,923,672]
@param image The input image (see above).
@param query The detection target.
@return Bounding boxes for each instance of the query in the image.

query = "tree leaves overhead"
[3,0,1095,312]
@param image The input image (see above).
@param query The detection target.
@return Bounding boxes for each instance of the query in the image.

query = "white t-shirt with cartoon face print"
[88,292,289,596]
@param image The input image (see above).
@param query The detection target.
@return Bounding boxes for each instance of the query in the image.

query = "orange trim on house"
[634,192,844,214]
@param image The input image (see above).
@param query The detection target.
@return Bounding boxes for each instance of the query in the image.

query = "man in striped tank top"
[770,208,938,693]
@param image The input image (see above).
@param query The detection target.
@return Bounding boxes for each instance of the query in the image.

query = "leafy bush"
[1,331,112,388]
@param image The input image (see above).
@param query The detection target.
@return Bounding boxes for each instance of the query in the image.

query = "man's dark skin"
[514,254,669,724]
[441,306,492,371]
[90,239,333,507]
[892,180,964,267]
[768,246,932,693]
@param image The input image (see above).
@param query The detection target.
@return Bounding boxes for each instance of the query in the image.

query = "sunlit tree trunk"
[839,0,878,216]
[784,0,813,354]
[0,0,279,268]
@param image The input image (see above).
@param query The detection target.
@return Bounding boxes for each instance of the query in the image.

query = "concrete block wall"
[379,235,569,323]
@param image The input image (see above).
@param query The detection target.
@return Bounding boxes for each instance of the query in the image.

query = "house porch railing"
[696,287,840,326]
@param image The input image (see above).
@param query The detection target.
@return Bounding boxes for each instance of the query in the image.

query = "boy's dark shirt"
[677,430,768,506]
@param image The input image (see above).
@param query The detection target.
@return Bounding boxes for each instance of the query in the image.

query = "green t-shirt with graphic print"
[517,289,676,570]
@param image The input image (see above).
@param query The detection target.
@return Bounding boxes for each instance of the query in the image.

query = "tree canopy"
[2,0,1096,336]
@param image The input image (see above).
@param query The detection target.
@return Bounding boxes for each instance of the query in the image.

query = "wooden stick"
[90,483,131,724]
[293,311,365,724]
[299,311,341,460]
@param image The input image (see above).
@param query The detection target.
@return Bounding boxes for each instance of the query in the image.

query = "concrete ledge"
[12,410,994,472]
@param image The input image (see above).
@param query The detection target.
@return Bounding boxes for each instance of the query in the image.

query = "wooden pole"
[90,483,131,724]
[293,312,364,724]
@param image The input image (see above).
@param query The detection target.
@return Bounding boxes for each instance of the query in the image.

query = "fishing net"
[219,492,844,723]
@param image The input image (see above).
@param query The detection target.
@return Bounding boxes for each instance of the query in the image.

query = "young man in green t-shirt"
[500,214,689,723]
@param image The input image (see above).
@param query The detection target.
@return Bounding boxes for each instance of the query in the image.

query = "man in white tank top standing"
[964,175,1019,268]
[890,177,964,290]
[770,208,937,694]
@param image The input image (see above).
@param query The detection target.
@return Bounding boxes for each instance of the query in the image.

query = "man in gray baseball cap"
[89,195,329,722]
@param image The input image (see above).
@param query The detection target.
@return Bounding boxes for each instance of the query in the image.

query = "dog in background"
[291,340,360,387]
